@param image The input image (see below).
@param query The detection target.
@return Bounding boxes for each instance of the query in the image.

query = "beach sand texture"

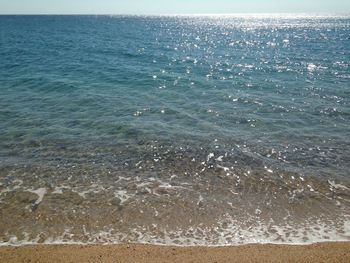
[0,242,349,263]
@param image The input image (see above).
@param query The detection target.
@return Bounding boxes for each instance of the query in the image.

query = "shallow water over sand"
[0,14,349,245]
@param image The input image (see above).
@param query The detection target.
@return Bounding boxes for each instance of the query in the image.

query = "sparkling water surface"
[0,14,349,245]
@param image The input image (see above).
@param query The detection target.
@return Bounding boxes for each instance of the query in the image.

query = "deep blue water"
[0,15,349,245]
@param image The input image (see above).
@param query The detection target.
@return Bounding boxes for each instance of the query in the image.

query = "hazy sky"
[0,0,350,14]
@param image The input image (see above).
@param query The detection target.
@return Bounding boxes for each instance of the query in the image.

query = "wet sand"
[0,242,349,263]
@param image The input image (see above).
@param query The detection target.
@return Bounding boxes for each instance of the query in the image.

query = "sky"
[0,0,349,14]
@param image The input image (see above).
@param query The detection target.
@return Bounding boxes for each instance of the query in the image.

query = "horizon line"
[1,12,350,16]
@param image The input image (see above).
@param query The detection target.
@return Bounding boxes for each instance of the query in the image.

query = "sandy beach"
[0,242,349,263]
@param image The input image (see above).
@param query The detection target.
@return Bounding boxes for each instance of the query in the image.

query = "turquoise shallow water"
[0,15,349,245]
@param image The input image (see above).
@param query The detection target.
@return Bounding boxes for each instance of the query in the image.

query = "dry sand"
[0,242,349,263]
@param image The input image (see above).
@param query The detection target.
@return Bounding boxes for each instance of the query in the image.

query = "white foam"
[307,63,317,71]
[114,190,134,204]
[216,156,224,162]
[52,186,70,194]
[72,184,106,198]
[207,153,214,162]
[328,180,350,191]
[1,217,349,247]
[1,177,349,247]
[197,194,204,205]
[28,188,47,206]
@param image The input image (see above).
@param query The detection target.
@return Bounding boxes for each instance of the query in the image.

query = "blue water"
[0,15,349,245]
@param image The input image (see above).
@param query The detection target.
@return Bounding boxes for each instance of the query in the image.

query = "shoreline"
[1,242,349,262]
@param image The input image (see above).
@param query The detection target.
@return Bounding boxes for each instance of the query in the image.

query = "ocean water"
[0,14,349,246]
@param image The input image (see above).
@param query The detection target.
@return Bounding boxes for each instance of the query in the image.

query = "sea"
[0,14,349,246]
